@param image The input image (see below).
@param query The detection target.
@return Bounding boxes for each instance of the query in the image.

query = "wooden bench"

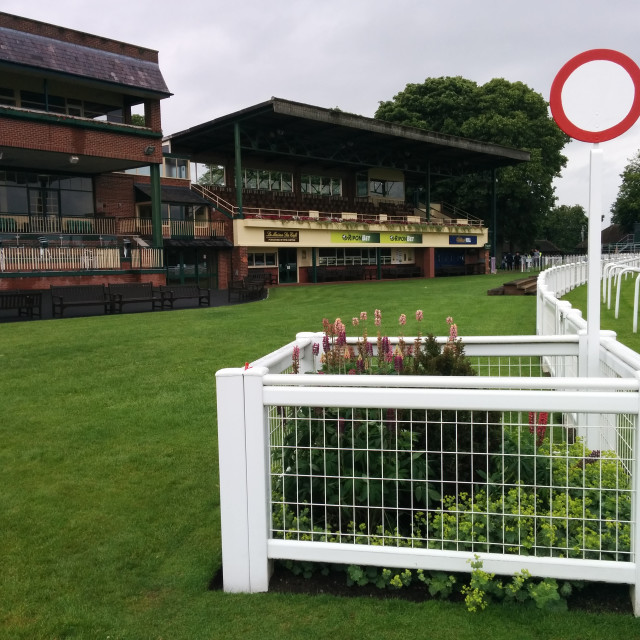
[228,277,265,302]
[158,284,211,309]
[0,290,42,319]
[51,284,109,317]
[108,282,163,313]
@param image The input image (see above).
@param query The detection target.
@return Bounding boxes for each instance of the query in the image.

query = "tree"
[197,164,225,186]
[375,77,569,250]
[611,150,640,233]
[539,204,587,252]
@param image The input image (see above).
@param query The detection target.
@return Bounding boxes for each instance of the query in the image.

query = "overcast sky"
[5,0,640,227]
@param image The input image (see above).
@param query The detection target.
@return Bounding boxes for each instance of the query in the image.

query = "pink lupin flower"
[399,313,407,326]
[292,345,300,374]
[415,310,423,322]
[360,311,368,321]
[374,309,382,326]
[352,317,359,326]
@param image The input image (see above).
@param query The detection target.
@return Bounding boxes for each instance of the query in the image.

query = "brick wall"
[0,117,163,164]
[95,173,137,221]
[0,273,166,291]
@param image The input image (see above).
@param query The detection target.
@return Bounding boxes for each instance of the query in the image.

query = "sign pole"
[587,144,603,377]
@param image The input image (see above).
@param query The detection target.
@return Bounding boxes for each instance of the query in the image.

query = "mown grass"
[562,278,640,353]
[2,274,640,640]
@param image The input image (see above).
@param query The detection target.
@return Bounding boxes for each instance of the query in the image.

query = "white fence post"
[243,366,272,592]
[216,365,272,593]
[215,367,252,592]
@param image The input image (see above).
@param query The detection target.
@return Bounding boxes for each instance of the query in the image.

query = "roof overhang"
[166,97,530,179]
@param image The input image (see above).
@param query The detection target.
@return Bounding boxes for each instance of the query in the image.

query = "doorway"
[166,247,218,289]
[278,248,298,284]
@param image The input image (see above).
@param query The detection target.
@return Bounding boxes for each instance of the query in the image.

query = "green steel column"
[376,248,381,280]
[426,162,431,222]
[150,163,163,248]
[491,169,497,259]
[234,122,243,219]
[312,248,317,283]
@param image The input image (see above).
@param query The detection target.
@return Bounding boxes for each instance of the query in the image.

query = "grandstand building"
[165,98,529,286]
[0,12,529,293]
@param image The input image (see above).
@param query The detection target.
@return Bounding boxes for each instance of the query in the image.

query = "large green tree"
[611,150,640,233]
[375,77,569,250]
[539,204,587,252]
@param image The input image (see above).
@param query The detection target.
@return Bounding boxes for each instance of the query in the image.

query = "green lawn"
[2,274,640,640]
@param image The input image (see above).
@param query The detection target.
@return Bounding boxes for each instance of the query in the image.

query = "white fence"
[0,247,163,272]
[217,324,640,613]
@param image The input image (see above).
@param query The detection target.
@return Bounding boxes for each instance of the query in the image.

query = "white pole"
[587,144,603,378]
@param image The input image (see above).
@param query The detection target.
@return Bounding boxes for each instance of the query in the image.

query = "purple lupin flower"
[312,342,320,356]
[292,345,300,374]
[394,354,404,373]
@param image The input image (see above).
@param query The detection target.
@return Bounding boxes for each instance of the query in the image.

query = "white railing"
[131,248,163,269]
[0,214,116,235]
[216,329,640,613]
[0,247,120,272]
[0,247,164,272]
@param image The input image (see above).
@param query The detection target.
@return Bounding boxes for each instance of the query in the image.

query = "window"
[370,178,404,200]
[0,171,94,218]
[240,169,293,192]
[248,252,277,267]
[0,88,16,107]
[318,248,380,266]
[164,157,189,179]
[301,174,342,196]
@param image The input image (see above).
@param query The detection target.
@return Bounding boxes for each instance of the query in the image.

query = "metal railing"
[131,248,163,269]
[0,214,116,235]
[192,185,484,229]
[0,247,120,272]
[116,217,225,238]
[0,246,163,272]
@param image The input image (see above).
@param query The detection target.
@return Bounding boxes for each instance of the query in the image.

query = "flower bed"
[271,313,632,561]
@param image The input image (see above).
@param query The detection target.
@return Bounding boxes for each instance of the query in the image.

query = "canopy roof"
[166,98,530,179]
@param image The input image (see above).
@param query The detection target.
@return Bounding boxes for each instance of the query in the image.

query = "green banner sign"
[331,231,380,243]
[381,233,423,244]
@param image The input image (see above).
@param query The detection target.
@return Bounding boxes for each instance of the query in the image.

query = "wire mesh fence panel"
[270,404,633,562]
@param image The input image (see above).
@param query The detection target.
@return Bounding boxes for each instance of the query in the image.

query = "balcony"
[0,246,163,273]
[0,214,116,236]
[117,218,226,239]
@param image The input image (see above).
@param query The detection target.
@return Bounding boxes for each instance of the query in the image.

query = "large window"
[240,169,293,192]
[248,252,277,267]
[16,90,122,121]
[356,172,405,200]
[300,174,342,196]
[318,247,388,266]
[162,204,194,221]
[164,157,189,179]
[0,171,93,217]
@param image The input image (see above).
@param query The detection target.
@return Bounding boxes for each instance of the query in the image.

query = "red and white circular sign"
[550,49,640,142]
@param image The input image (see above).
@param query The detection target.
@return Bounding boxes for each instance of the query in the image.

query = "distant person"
[532,248,540,268]
[505,252,514,271]
[514,252,522,271]
[525,253,532,271]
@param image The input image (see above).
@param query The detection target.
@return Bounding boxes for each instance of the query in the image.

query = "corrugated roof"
[0,26,170,96]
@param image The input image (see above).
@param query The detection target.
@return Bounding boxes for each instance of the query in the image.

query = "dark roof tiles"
[0,26,170,96]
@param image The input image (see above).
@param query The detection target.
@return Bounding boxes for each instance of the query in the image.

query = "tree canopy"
[611,150,640,233]
[375,77,569,250]
[539,204,587,253]
[197,164,225,186]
